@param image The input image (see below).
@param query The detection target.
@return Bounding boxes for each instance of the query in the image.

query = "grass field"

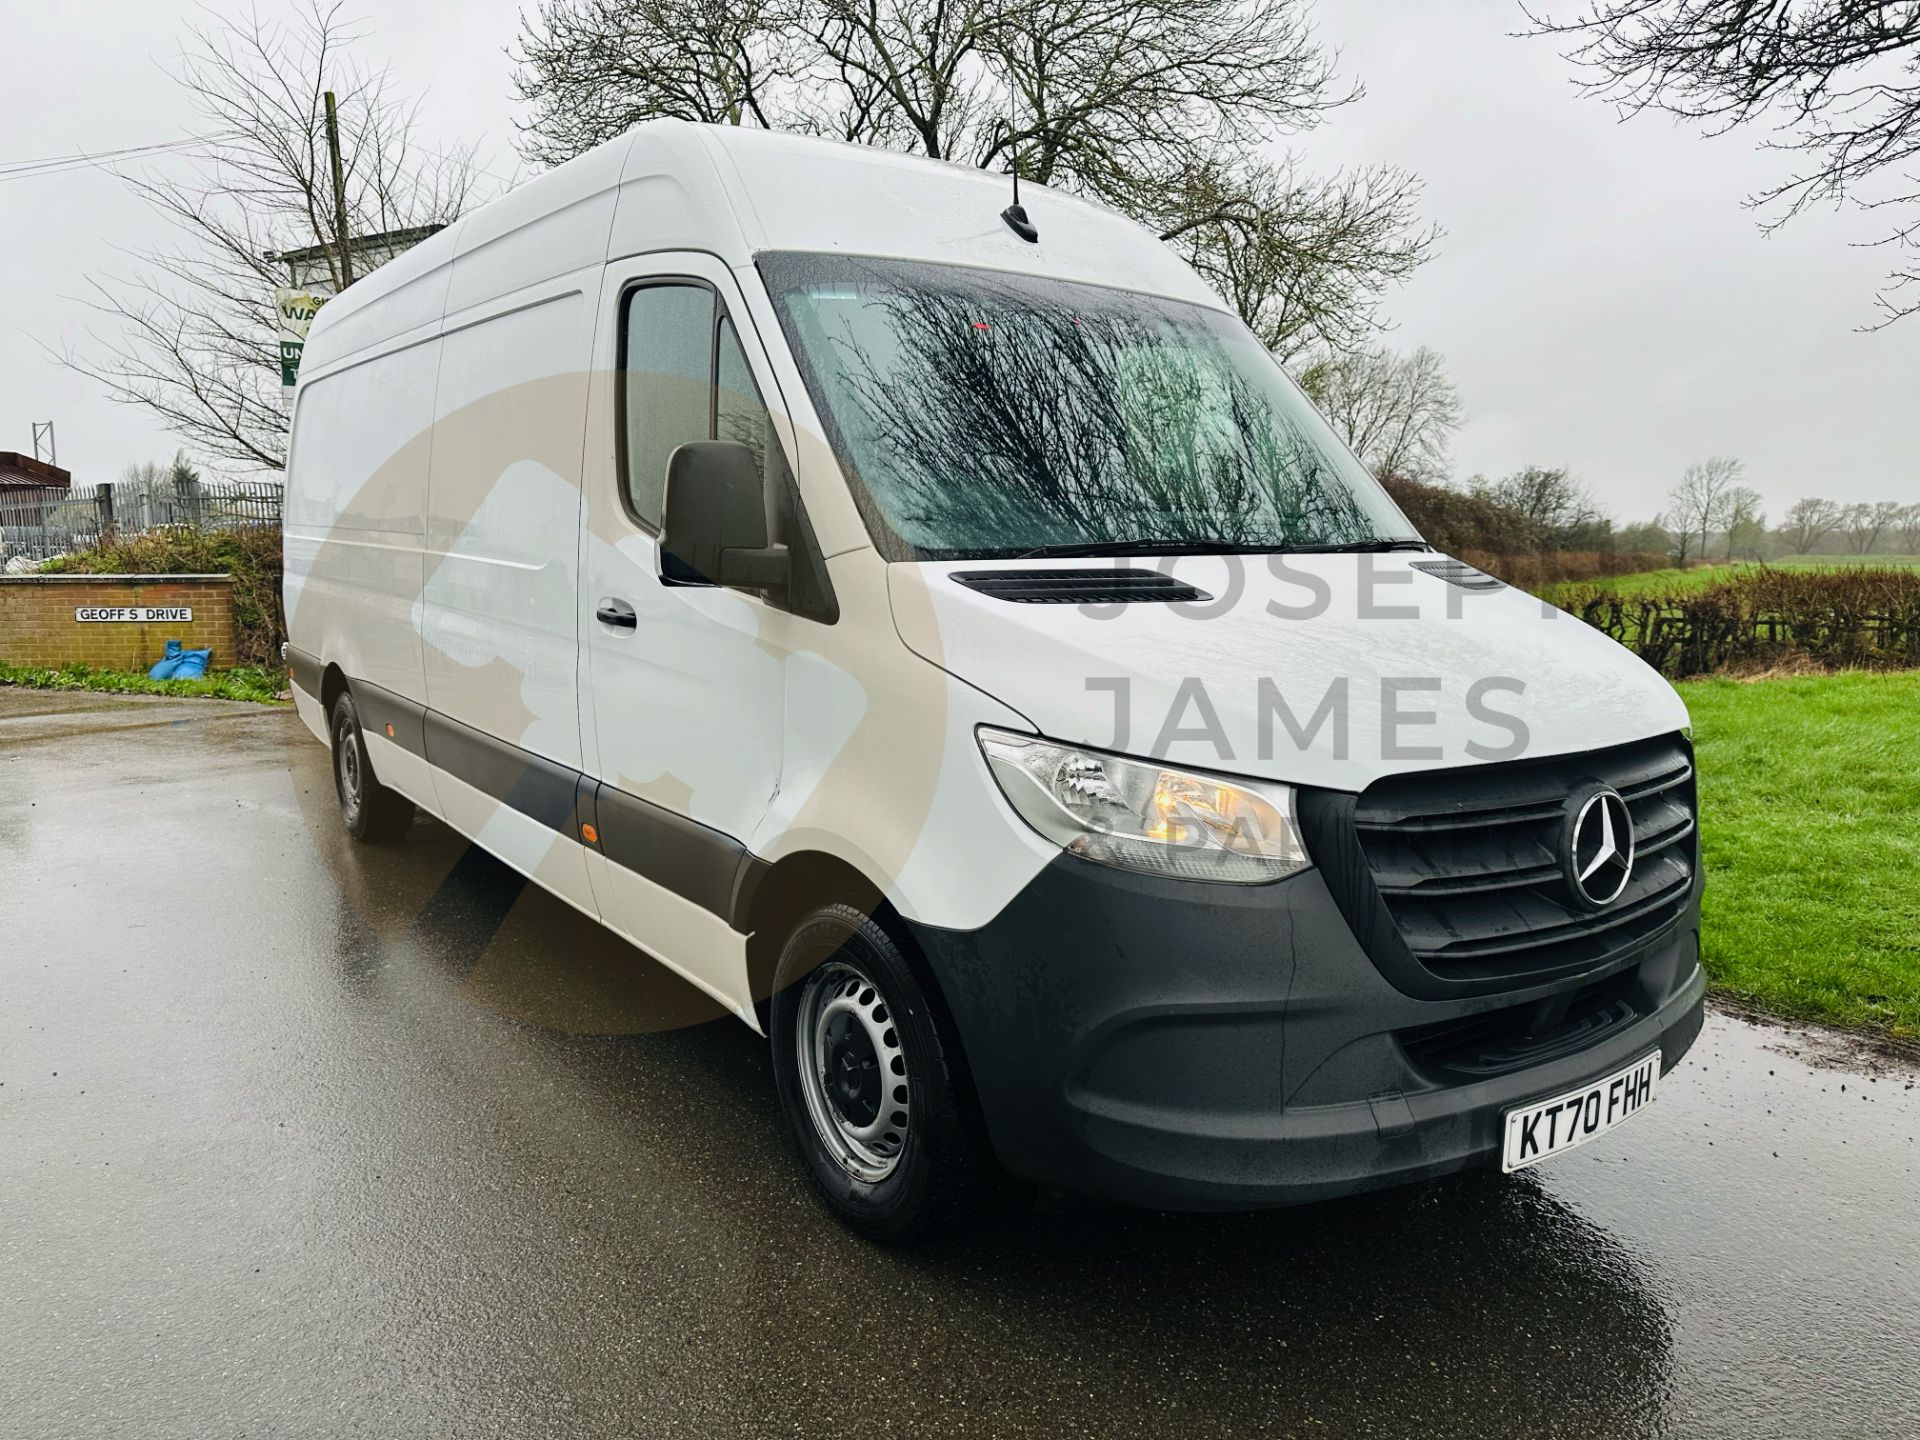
[0,661,288,705]
[1685,670,1920,1039]
[1543,555,1920,603]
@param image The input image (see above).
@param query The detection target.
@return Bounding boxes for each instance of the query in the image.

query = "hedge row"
[1553,567,1920,678]
[1464,549,1668,590]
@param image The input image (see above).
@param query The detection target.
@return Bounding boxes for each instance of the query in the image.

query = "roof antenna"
[995,118,1038,243]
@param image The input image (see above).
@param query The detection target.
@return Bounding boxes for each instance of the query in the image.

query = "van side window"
[620,283,714,529]
[714,316,772,478]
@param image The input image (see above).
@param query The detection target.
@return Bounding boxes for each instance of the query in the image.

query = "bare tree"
[1895,501,1920,554]
[1528,1,1920,326]
[1777,496,1844,554]
[514,0,796,151]
[1722,484,1765,560]
[515,0,1437,363]
[1833,502,1869,554]
[1470,465,1605,548]
[1867,498,1908,553]
[120,451,201,489]
[60,2,480,471]
[1840,499,1904,554]
[1295,345,1462,480]
[1666,456,1743,565]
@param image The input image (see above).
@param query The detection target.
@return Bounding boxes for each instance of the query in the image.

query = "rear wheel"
[329,691,415,843]
[770,904,1003,1242]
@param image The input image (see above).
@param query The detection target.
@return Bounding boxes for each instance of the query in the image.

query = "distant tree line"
[1303,346,1919,567]
[1293,342,1637,560]
[1646,458,1920,564]
[1775,498,1920,558]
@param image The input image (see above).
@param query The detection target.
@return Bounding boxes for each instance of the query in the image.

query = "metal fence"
[0,479,283,570]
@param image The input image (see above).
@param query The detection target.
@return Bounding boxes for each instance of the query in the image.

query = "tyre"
[329,690,415,843]
[770,903,1003,1242]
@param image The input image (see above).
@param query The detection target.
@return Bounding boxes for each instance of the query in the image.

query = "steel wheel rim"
[795,959,910,1183]
[335,717,364,817]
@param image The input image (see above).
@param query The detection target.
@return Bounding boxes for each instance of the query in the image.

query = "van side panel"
[421,288,593,771]
[419,135,625,774]
[419,274,601,918]
[283,339,441,818]
[283,213,455,774]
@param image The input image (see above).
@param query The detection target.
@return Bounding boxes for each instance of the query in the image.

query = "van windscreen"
[757,252,1420,562]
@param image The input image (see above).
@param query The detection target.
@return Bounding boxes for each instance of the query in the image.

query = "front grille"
[951,568,1212,604]
[1300,734,1698,998]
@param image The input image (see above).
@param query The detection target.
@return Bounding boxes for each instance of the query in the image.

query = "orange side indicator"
[385,724,396,738]
[581,823,599,845]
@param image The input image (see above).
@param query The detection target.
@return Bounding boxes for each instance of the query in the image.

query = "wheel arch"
[743,849,886,1026]
[320,661,349,717]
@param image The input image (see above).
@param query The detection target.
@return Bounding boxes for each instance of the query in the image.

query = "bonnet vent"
[1410,559,1504,591]
[952,568,1212,605]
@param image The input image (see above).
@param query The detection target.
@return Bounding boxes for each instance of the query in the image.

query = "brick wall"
[0,575,240,671]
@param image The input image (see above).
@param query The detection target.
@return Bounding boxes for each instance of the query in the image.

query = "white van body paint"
[284,118,1688,1031]
[892,554,1691,792]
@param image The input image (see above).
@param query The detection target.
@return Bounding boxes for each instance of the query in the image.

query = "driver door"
[577,253,791,1018]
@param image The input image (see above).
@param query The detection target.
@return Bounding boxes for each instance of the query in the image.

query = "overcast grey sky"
[3,1,1915,523]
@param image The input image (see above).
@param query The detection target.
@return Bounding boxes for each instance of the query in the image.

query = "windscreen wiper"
[1009,538,1432,560]
[1273,540,1432,555]
[1009,539,1282,560]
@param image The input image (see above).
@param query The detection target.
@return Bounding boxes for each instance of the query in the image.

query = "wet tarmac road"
[1,689,1916,1439]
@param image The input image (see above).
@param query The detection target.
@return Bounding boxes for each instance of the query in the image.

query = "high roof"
[301,120,1227,378]
[675,122,1222,309]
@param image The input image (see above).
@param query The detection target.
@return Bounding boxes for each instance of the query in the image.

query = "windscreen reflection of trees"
[827,287,1374,554]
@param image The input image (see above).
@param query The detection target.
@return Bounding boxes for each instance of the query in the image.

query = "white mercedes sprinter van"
[284,120,1704,1239]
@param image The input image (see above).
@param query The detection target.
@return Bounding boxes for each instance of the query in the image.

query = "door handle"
[595,597,637,629]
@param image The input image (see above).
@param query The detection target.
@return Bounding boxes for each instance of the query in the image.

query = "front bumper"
[907,854,1705,1210]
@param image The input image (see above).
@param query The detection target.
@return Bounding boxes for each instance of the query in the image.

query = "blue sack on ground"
[148,640,184,680]
[171,647,212,680]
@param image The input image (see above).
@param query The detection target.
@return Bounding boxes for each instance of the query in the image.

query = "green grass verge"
[1543,556,1920,604]
[1685,671,1920,1039]
[0,661,289,705]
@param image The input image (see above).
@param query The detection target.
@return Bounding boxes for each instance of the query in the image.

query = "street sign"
[275,288,327,392]
[75,606,194,623]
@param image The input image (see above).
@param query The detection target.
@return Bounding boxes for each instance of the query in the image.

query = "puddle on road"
[1537,1012,1919,1437]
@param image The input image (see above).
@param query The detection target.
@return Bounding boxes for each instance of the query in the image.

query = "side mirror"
[660,440,789,594]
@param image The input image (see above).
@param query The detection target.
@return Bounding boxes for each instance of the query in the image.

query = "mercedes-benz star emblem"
[1562,785,1635,908]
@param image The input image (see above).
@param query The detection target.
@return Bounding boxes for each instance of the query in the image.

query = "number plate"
[1502,1051,1660,1172]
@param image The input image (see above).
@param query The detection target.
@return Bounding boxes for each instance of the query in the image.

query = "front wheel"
[330,690,415,843]
[770,904,1004,1242]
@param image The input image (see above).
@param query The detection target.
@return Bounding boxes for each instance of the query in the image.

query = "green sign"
[274,288,327,392]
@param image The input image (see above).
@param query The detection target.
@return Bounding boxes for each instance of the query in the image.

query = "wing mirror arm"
[660,440,790,598]
[718,542,790,593]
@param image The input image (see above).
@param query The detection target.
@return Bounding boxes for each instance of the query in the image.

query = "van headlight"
[977,728,1310,884]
